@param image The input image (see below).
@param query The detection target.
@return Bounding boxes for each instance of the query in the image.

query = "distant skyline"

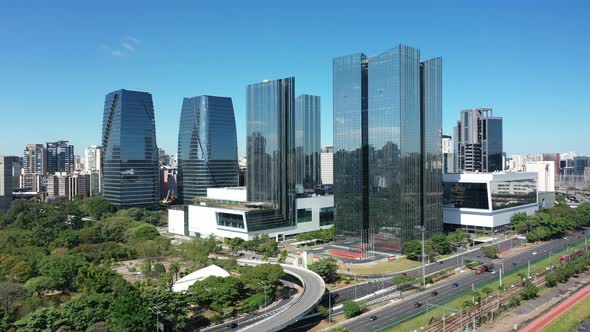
[1,1,589,158]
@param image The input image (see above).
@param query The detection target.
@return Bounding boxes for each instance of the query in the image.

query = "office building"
[46,140,74,174]
[159,148,171,166]
[161,166,178,201]
[0,156,13,211]
[101,89,160,209]
[333,45,442,253]
[295,94,321,190]
[84,145,102,173]
[507,154,543,172]
[168,187,333,240]
[321,146,333,185]
[5,156,22,190]
[177,95,239,205]
[443,172,538,233]
[89,171,101,197]
[46,172,90,201]
[442,135,455,173]
[454,108,503,173]
[22,144,47,191]
[238,157,247,187]
[246,77,296,226]
[525,161,555,192]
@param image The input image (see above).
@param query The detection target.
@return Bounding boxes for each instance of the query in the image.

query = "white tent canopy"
[172,264,230,292]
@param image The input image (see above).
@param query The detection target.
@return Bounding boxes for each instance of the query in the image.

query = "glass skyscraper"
[46,140,74,174]
[101,89,159,209]
[295,94,321,190]
[177,96,239,205]
[333,45,442,253]
[246,77,295,224]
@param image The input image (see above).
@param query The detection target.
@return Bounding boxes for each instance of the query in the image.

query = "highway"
[330,237,517,305]
[224,261,325,332]
[339,233,587,332]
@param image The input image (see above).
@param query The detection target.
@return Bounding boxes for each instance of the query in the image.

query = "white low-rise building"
[168,187,334,241]
[443,172,539,233]
[171,265,230,292]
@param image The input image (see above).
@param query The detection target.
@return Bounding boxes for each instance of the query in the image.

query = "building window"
[490,179,537,210]
[319,207,334,226]
[443,182,489,210]
[217,212,245,229]
[297,208,313,223]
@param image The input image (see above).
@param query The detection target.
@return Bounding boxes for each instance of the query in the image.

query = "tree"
[481,287,493,299]
[98,216,136,242]
[63,292,114,331]
[482,246,498,259]
[404,240,422,261]
[80,196,115,220]
[278,249,288,263]
[545,271,559,288]
[13,307,67,331]
[342,300,361,319]
[309,258,339,283]
[74,264,129,294]
[141,288,190,331]
[520,280,538,300]
[431,234,451,255]
[179,239,210,269]
[169,262,181,281]
[576,202,590,226]
[331,327,349,332]
[316,305,329,319]
[39,255,83,291]
[190,276,245,313]
[0,281,26,318]
[107,290,152,331]
[124,223,159,243]
[24,276,59,296]
[239,264,284,291]
[392,274,417,295]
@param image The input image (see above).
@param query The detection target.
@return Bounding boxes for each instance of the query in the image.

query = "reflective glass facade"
[177,96,238,205]
[246,77,295,225]
[101,89,159,209]
[443,182,489,209]
[421,57,443,238]
[334,45,443,252]
[333,53,369,246]
[490,179,537,210]
[295,94,321,190]
[46,141,74,174]
[454,109,503,173]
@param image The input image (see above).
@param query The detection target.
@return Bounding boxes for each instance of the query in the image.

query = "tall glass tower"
[101,89,159,209]
[333,45,442,253]
[295,94,321,190]
[46,140,74,175]
[246,77,295,223]
[177,96,239,205]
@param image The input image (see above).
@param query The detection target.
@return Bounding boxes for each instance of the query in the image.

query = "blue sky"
[1,0,589,158]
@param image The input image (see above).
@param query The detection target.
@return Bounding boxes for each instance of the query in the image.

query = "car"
[432,291,438,296]
[512,262,517,267]
[573,274,580,278]
[453,282,459,288]
[543,249,548,253]
[229,323,238,329]
[369,315,378,322]
[564,237,568,240]
[438,261,444,265]
[415,302,423,308]
[238,253,245,257]
[490,270,497,275]
[532,251,537,255]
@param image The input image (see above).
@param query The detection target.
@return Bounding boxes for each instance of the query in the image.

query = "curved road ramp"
[237,260,326,332]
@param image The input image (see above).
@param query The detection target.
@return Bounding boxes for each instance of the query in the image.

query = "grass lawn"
[542,292,590,332]
[341,257,421,275]
[383,239,588,332]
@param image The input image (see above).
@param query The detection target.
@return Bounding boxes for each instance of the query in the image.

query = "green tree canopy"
[342,300,362,319]
[309,258,339,283]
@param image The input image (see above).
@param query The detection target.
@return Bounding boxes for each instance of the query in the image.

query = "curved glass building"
[101,89,160,209]
[177,96,238,205]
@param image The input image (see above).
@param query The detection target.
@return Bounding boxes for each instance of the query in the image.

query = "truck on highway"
[474,263,495,275]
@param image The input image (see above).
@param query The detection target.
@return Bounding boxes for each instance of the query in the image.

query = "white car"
[532,251,537,255]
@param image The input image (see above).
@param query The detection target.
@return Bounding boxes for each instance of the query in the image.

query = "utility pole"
[149,306,163,332]
[499,267,502,286]
[328,290,332,327]
[528,260,531,278]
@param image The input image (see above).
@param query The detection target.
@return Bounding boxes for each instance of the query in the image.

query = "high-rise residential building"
[0,156,13,211]
[177,95,239,204]
[6,156,22,190]
[46,172,90,201]
[442,135,455,173]
[22,144,47,191]
[333,44,442,252]
[84,145,102,173]
[238,157,247,187]
[542,153,560,185]
[454,108,503,173]
[321,146,334,185]
[295,94,321,190]
[74,155,82,171]
[46,140,74,174]
[525,161,555,192]
[89,171,101,197]
[247,77,296,224]
[101,89,160,209]
[159,148,171,166]
[160,166,178,200]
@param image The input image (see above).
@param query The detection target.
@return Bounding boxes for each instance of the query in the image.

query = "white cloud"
[103,36,141,57]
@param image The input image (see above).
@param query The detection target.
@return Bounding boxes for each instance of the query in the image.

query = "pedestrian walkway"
[521,283,590,332]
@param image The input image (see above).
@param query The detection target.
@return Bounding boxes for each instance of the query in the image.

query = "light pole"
[149,306,164,332]
[415,225,426,287]
[258,282,270,308]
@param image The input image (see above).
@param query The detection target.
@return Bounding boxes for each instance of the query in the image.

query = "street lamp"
[258,281,270,308]
[149,306,165,332]
[415,224,426,287]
